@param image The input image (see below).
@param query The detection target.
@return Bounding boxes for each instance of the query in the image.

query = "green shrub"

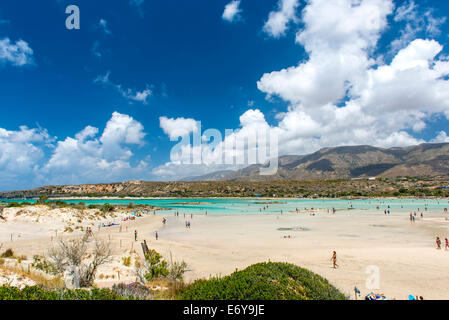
[32,255,60,275]
[122,256,132,267]
[6,202,22,208]
[112,283,150,300]
[142,250,169,282]
[179,262,346,300]
[1,249,14,258]
[0,286,135,300]
[100,203,115,213]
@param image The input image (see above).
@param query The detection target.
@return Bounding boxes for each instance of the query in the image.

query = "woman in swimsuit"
[331,251,338,269]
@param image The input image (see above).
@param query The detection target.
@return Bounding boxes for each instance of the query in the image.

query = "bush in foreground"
[0,286,133,300]
[178,262,346,300]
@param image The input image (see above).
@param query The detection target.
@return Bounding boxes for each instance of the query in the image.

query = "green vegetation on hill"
[2,177,449,199]
[178,262,346,300]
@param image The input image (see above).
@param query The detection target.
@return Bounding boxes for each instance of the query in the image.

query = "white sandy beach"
[1,204,449,300]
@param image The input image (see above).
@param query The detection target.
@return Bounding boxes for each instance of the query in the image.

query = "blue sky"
[0,0,449,191]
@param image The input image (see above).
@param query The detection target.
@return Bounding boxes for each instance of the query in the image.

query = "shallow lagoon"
[2,198,449,215]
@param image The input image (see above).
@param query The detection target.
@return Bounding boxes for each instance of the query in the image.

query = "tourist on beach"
[155,231,158,240]
[436,237,441,249]
[445,238,448,251]
[134,230,138,241]
[331,251,338,269]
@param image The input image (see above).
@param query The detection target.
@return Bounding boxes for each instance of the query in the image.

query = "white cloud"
[263,0,300,38]
[391,0,446,52]
[92,41,102,58]
[257,0,449,151]
[0,112,150,189]
[159,116,199,140]
[0,38,34,66]
[153,109,273,179]
[41,112,148,185]
[431,131,449,143]
[94,71,152,104]
[222,0,242,23]
[0,126,52,190]
[98,19,111,35]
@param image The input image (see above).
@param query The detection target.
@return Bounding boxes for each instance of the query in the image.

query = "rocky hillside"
[1,143,449,199]
[218,143,449,181]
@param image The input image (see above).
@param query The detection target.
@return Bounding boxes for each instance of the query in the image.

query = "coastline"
[5,196,448,201]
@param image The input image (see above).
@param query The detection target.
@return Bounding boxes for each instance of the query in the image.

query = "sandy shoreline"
[3,196,449,201]
[1,204,449,299]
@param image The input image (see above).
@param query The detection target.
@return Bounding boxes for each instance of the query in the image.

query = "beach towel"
[366,292,387,300]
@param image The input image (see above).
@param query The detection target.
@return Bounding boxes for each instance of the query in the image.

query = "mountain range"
[182,143,449,181]
[1,142,449,198]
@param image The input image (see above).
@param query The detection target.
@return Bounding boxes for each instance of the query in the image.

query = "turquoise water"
[1,198,448,215]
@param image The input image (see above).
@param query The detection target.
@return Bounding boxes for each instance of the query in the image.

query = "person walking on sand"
[331,251,339,269]
[134,230,138,242]
[436,237,441,249]
[155,231,158,240]
[445,238,448,251]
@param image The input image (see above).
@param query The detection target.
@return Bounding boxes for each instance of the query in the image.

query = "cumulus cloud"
[256,0,449,152]
[431,131,449,143]
[41,112,148,185]
[263,0,300,38]
[153,109,275,179]
[0,112,150,190]
[222,0,242,23]
[0,126,52,190]
[94,71,152,104]
[159,116,199,140]
[0,38,34,66]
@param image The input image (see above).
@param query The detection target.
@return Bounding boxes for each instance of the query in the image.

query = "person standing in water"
[436,237,441,249]
[331,251,339,269]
